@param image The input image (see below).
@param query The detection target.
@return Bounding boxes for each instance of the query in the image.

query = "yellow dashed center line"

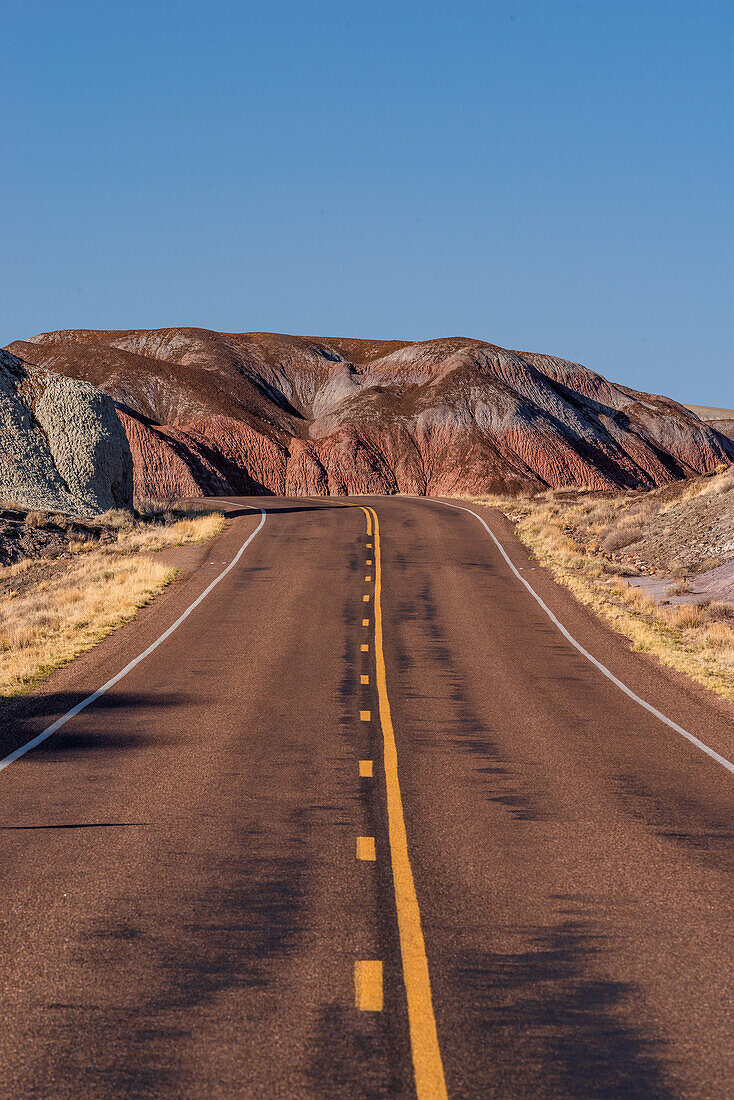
[366,559,373,566]
[360,710,371,722]
[361,643,369,652]
[362,618,370,627]
[359,504,448,1099]
[361,674,370,685]
[357,836,376,861]
[354,960,383,1011]
[359,759,373,777]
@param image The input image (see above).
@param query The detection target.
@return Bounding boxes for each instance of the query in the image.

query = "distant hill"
[684,405,734,442]
[6,328,734,499]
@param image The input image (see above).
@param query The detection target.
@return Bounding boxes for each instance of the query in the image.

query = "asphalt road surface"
[2,496,734,1099]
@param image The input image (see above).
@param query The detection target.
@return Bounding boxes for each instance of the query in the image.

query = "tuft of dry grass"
[3,559,35,579]
[602,527,644,551]
[135,499,215,521]
[94,508,135,530]
[669,604,706,630]
[666,580,692,597]
[23,511,48,528]
[68,539,96,554]
[0,510,225,701]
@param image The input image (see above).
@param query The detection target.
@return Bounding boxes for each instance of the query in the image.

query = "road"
[1,495,734,1098]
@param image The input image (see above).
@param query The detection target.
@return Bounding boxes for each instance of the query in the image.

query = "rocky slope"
[684,404,734,443]
[6,329,734,499]
[0,347,133,515]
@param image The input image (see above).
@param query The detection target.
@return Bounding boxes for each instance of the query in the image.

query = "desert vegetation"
[0,504,224,701]
[468,464,734,702]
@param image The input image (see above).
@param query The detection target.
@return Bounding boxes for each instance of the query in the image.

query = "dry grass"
[23,511,47,528]
[602,526,644,551]
[3,559,34,579]
[119,512,224,554]
[94,507,136,530]
[0,553,174,699]
[467,479,734,703]
[135,499,215,520]
[0,510,225,701]
[666,579,692,597]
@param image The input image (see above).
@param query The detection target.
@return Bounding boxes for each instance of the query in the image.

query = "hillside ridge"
[7,328,733,499]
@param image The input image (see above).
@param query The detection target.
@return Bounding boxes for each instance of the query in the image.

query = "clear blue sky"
[2,0,732,405]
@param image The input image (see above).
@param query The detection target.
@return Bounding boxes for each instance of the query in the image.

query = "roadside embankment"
[465,464,734,702]
[0,503,224,701]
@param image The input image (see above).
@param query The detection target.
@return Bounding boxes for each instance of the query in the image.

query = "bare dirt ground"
[0,506,119,568]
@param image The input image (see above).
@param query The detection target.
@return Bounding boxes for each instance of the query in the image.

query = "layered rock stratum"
[0,347,133,515]
[6,329,734,499]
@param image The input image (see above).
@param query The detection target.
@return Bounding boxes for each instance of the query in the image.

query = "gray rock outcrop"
[0,348,133,515]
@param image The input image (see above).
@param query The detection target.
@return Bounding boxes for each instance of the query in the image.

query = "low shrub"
[602,527,644,551]
[666,580,692,597]
[23,511,48,528]
[705,601,734,622]
[668,604,706,631]
[96,508,135,530]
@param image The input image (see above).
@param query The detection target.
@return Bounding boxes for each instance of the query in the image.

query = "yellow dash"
[361,643,369,652]
[359,759,373,777]
[365,575,372,582]
[366,559,373,565]
[360,710,371,722]
[362,619,369,627]
[366,542,372,548]
[357,836,376,861]
[363,594,370,603]
[355,960,383,1011]
[361,674,369,685]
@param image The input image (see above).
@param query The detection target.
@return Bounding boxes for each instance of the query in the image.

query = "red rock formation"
[683,405,734,445]
[7,329,734,498]
[710,420,734,442]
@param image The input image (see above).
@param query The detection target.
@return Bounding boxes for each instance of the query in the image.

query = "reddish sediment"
[7,328,733,498]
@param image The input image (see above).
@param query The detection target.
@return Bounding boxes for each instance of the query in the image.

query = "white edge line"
[428,497,734,776]
[0,505,266,775]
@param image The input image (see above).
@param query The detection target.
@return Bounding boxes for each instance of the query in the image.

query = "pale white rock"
[0,348,133,515]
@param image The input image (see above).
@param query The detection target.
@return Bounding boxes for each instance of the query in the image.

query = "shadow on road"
[0,690,187,764]
[455,915,673,1098]
[213,502,352,518]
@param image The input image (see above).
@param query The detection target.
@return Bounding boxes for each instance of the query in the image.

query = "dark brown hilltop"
[7,328,734,498]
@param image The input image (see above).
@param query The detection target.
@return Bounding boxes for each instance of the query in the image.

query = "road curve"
[1,495,734,1098]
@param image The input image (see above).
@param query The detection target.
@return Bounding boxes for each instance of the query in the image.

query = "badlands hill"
[6,328,734,499]
[0,347,133,515]
[684,405,734,442]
